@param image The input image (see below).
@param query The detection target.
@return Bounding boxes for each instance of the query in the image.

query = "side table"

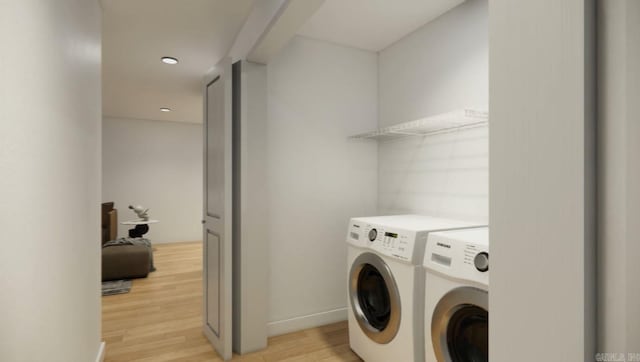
[121,219,159,238]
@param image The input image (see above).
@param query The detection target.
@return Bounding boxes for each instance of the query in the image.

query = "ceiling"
[102,0,254,124]
[102,0,464,124]
[297,0,464,52]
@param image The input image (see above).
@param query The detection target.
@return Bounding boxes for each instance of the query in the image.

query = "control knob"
[368,228,377,242]
[474,252,489,272]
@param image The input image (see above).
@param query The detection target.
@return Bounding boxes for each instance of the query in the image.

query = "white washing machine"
[423,227,489,362]
[346,215,485,362]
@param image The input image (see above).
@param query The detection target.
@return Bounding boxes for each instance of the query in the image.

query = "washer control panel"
[424,227,489,285]
[347,221,419,263]
[368,228,378,242]
[366,224,417,262]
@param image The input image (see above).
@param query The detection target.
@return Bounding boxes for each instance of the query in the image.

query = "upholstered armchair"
[101,202,118,244]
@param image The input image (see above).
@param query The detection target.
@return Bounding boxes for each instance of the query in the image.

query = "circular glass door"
[357,264,391,330]
[432,287,488,362]
[447,305,488,361]
[349,252,401,344]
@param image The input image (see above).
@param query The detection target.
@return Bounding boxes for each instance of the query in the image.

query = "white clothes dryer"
[346,215,485,362]
[424,227,489,362]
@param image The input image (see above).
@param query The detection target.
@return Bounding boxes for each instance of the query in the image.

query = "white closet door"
[203,58,233,361]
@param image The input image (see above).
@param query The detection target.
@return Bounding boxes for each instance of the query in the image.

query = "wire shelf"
[349,109,488,141]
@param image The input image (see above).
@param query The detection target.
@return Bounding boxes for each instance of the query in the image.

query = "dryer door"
[349,252,401,344]
[431,287,488,362]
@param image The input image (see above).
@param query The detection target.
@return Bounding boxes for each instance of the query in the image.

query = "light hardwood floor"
[102,241,362,362]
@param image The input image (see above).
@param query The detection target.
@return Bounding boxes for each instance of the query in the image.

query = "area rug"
[102,280,132,296]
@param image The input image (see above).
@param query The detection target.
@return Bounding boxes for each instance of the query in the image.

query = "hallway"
[102,242,360,361]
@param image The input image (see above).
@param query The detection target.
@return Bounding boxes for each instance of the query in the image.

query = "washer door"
[349,252,401,344]
[431,287,488,362]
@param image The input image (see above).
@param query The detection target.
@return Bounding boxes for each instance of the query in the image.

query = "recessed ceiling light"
[161,57,179,65]
[160,107,171,112]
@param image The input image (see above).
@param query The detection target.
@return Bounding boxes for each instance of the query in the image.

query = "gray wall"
[489,0,596,360]
[265,36,378,335]
[378,0,488,128]
[102,117,203,243]
[597,0,640,354]
[233,61,269,353]
[377,0,488,222]
[0,1,103,361]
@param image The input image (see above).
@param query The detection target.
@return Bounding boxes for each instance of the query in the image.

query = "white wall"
[102,117,203,243]
[377,0,488,222]
[266,36,378,335]
[597,0,640,354]
[0,1,103,361]
[490,0,596,360]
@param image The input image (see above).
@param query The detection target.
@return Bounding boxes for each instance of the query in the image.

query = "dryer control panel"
[424,227,489,286]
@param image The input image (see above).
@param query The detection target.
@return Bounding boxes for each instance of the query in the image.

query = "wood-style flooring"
[102,241,361,362]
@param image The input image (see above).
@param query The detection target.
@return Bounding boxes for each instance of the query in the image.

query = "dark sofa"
[101,202,151,281]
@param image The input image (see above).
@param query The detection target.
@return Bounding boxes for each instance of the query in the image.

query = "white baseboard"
[267,307,348,337]
[95,341,105,362]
